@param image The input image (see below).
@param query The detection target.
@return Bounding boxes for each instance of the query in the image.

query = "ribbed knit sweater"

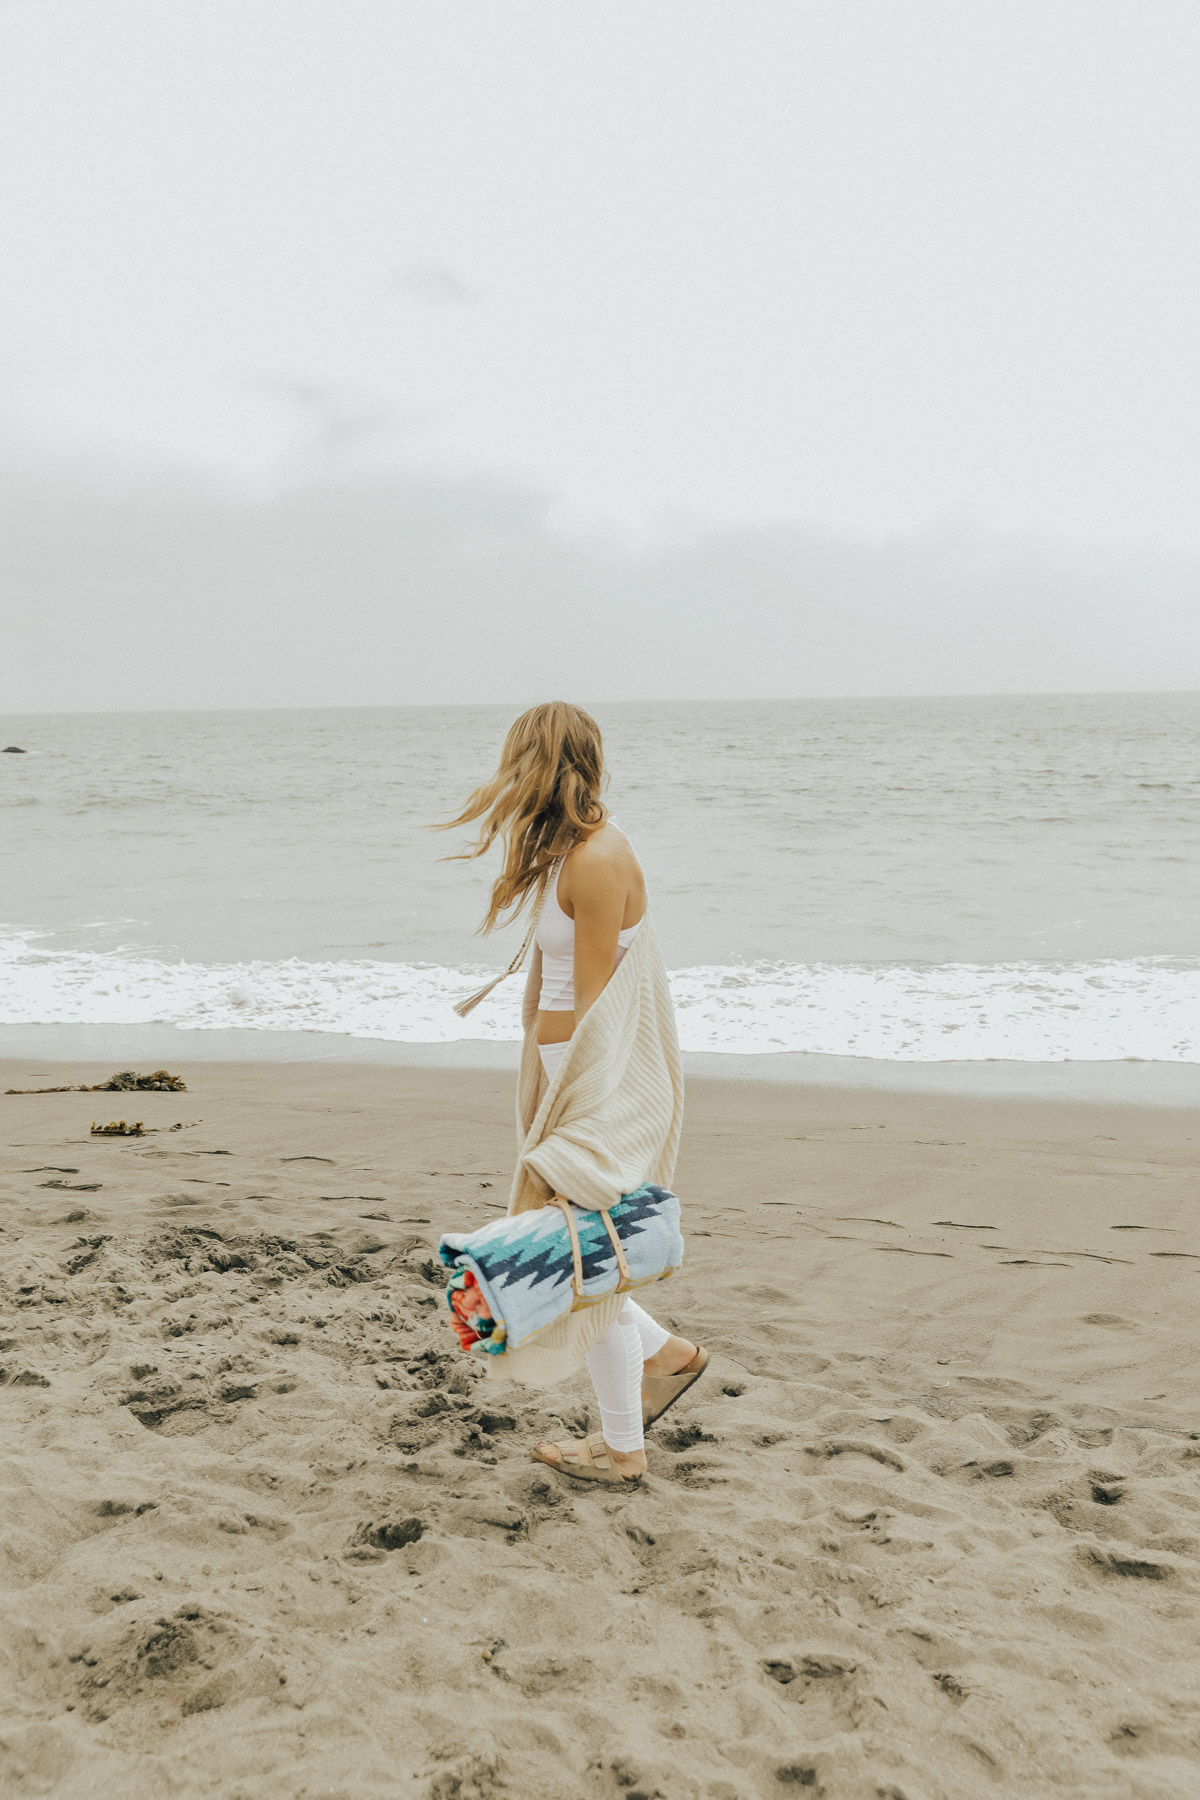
[487,913,684,1388]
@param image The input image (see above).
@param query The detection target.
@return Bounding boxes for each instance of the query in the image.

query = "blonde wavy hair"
[438,701,607,933]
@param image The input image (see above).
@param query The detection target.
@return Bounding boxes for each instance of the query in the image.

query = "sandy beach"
[1,1058,1198,1799]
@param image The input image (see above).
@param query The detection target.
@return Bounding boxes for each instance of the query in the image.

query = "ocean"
[2,693,1198,1064]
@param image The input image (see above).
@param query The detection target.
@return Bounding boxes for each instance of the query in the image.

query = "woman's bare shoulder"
[575,821,639,864]
[562,822,640,889]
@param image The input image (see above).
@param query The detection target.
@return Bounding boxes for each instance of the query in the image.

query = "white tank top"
[536,842,643,1012]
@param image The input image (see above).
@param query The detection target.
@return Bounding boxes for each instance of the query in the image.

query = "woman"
[441,701,707,1484]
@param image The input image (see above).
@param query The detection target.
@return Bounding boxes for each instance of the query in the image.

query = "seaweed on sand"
[6,1069,187,1096]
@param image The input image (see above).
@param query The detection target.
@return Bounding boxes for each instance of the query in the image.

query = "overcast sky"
[1,2,1198,709]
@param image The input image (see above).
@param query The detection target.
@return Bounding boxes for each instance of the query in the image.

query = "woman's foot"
[533,1433,646,1484]
[642,1334,699,1379]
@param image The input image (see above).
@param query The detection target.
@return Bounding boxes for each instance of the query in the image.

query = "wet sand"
[1,1059,1198,1798]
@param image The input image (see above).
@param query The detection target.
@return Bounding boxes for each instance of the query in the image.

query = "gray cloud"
[1,455,1197,714]
[393,264,480,306]
[253,378,403,458]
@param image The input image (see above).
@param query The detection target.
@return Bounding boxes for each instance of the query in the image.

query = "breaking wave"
[2,932,1197,1061]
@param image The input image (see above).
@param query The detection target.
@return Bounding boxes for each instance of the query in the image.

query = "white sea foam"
[1,932,1196,1061]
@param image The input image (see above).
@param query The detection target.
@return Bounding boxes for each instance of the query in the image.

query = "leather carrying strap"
[600,1209,634,1286]
[552,1196,633,1302]
[554,1196,585,1298]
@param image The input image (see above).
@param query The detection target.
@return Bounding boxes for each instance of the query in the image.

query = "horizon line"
[3,688,1199,723]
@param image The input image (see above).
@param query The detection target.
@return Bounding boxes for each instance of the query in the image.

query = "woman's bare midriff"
[537,1007,577,1047]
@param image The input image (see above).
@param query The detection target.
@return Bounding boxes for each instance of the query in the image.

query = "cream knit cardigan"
[487,913,684,1388]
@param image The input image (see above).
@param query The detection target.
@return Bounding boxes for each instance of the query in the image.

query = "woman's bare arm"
[569,837,629,1023]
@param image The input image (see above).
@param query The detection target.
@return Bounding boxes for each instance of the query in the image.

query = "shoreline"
[2,1020,1198,1107]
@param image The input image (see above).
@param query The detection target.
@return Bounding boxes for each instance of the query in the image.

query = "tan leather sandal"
[642,1345,710,1429]
[532,1431,643,1486]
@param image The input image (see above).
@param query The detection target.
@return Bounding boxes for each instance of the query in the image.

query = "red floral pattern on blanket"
[446,1267,502,1353]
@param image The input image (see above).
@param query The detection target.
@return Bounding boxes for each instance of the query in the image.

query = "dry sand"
[1,1058,1198,1800]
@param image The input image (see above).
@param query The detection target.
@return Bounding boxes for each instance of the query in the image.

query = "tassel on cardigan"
[452,861,559,1019]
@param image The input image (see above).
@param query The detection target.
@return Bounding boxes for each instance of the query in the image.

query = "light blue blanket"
[439,1183,683,1356]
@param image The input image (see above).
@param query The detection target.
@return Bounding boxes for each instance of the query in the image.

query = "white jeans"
[584,1300,670,1453]
[538,1039,570,1081]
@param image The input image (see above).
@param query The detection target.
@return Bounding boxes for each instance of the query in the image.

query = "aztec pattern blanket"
[438,1183,683,1358]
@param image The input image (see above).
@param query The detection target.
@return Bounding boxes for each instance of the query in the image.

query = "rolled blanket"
[438,1183,683,1358]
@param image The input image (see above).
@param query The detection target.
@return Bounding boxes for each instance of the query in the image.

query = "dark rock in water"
[3,745,26,753]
